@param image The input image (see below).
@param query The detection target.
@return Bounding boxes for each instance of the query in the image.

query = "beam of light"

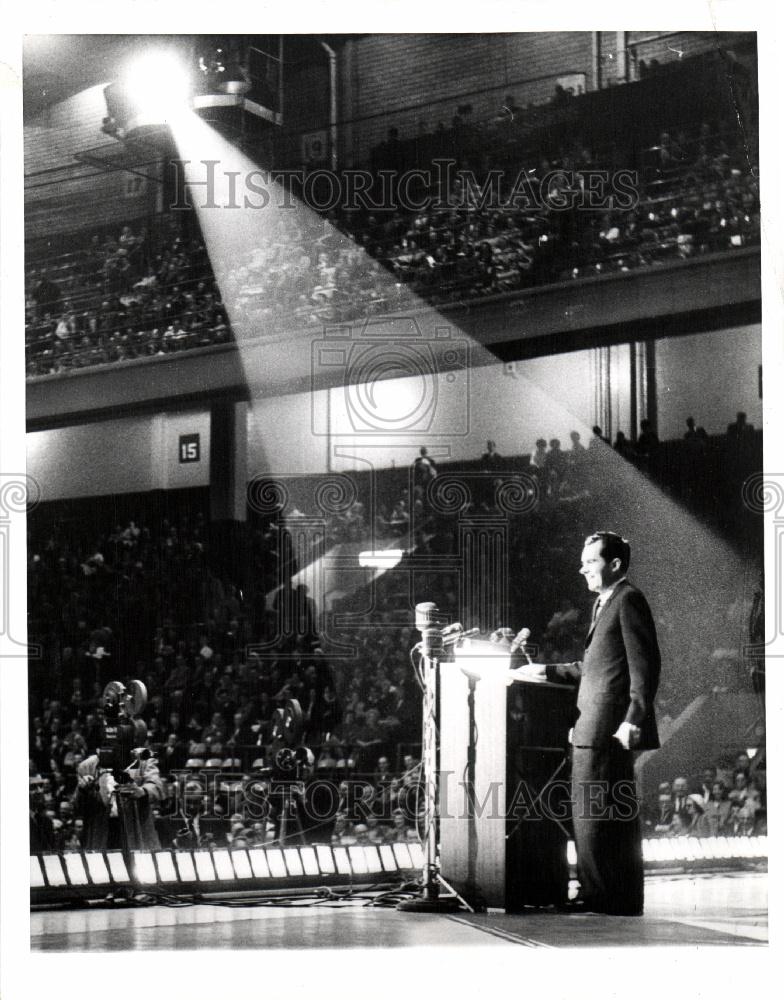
[167,113,761,707]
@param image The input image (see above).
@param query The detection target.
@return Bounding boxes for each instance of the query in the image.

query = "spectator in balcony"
[373,755,393,796]
[734,751,752,777]
[613,431,634,461]
[295,584,318,642]
[704,780,732,836]
[589,426,609,450]
[331,812,354,846]
[568,430,587,464]
[651,792,675,835]
[164,654,190,699]
[480,440,503,470]
[365,814,387,845]
[694,765,718,802]
[683,794,711,837]
[684,416,698,441]
[386,808,411,843]
[388,497,410,535]
[730,770,762,830]
[725,799,753,837]
[160,732,188,772]
[544,438,567,491]
[226,710,256,752]
[32,269,62,318]
[727,411,755,442]
[202,711,227,745]
[671,776,690,821]
[413,447,438,486]
[636,419,660,464]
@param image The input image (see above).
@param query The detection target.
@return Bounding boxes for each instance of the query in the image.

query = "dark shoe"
[555,898,595,914]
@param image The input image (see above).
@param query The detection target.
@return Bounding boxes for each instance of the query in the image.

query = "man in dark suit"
[512,531,660,915]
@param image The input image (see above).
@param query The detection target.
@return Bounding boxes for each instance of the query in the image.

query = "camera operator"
[72,688,163,851]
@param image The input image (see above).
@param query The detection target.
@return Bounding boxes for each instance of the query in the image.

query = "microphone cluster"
[440,623,480,646]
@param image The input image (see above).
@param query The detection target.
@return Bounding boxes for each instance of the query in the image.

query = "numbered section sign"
[179,434,201,463]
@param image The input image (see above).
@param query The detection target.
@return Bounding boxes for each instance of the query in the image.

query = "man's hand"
[118,783,147,799]
[76,773,96,790]
[613,721,641,750]
[507,662,547,683]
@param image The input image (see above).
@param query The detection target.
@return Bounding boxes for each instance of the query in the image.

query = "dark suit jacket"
[545,580,660,750]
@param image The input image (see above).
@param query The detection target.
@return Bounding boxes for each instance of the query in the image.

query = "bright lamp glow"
[123,51,190,117]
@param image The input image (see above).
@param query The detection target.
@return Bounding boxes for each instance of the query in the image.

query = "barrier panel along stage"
[440,640,576,911]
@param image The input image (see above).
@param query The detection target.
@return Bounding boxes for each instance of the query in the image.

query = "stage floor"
[31,871,766,951]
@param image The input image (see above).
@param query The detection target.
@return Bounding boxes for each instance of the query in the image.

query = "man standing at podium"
[512,531,660,915]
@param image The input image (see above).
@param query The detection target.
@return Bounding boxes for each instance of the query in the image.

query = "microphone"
[415,601,443,656]
[442,627,480,646]
[441,622,464,636]
[510,627,532,661]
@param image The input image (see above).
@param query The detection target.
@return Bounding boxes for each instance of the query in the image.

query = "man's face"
[579,540,622,595]
[673,778,688,797]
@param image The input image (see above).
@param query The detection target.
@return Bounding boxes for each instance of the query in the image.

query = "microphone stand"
[398,603,472,913]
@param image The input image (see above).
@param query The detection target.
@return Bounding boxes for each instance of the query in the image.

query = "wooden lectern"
[439,639,577,911]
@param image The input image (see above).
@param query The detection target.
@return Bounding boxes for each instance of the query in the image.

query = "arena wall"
[26,324,761,496]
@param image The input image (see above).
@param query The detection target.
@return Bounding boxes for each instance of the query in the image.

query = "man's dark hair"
[585,531,631,572]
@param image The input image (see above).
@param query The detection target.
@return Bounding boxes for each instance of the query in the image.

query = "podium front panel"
[439,642,576,910]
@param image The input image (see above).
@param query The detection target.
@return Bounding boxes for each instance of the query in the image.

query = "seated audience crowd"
[28,421,763,854]
[25,105,759,377]
[643,755,766,839]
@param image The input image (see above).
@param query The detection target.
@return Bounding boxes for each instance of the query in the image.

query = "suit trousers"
[571,742,644,914]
